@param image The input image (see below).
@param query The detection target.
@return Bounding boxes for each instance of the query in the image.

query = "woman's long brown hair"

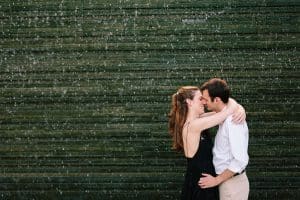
[168,86,199,152]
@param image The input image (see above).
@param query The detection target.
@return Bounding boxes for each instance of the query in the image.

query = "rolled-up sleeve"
[227,121,249,173]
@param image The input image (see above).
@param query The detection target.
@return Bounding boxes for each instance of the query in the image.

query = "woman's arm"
[199,98,245,121]
[199,112,216,118]
[191,99,238,133]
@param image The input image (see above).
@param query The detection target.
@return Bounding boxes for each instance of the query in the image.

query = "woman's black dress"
[181,130,219,200]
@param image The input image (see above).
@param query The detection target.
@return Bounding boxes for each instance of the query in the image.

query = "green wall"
[0,0,299,199]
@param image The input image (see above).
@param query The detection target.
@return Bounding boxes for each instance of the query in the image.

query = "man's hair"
[200,78,230,103]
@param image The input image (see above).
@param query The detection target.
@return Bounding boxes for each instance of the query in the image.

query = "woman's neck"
[186,111,201,123]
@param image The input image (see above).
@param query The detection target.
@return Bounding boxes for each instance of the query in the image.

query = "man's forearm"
[215,169,235,185]
[198,169,236,188]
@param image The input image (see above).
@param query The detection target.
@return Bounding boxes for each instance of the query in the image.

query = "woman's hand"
[232,104,246,123]
[226,98,239,114]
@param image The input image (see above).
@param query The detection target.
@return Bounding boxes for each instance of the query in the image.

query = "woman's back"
[181,130,219,200]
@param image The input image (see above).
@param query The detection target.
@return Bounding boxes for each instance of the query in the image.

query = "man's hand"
[198,173,220,188]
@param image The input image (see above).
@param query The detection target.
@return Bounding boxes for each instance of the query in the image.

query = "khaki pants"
[219,172,249,200]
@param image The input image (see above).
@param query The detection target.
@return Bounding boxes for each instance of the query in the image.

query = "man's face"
[201,90,216,111]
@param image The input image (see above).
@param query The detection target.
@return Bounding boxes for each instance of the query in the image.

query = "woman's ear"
[186,98,192,106]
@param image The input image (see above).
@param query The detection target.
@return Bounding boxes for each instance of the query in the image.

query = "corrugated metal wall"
[0,0,299,199]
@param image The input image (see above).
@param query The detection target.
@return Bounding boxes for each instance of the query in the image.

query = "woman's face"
[191,90,205,115]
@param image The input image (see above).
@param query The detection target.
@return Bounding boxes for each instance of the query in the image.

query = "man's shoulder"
[224,115,233,123]
[224,115,248,126]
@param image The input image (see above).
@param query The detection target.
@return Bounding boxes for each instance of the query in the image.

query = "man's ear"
[214,97,221,103]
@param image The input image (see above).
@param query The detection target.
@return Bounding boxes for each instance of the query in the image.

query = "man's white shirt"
[213,115,249,175]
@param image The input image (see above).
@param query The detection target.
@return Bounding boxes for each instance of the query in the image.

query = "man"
[198,78,249,200]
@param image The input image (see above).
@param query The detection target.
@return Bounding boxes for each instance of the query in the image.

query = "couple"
[168,78,249,200]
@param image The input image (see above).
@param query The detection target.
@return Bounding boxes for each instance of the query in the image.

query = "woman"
[168,86,245,200]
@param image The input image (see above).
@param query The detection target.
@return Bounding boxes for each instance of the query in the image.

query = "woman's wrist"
[227,98,238,114]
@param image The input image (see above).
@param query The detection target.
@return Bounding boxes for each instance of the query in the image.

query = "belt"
[233,169,245,177]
